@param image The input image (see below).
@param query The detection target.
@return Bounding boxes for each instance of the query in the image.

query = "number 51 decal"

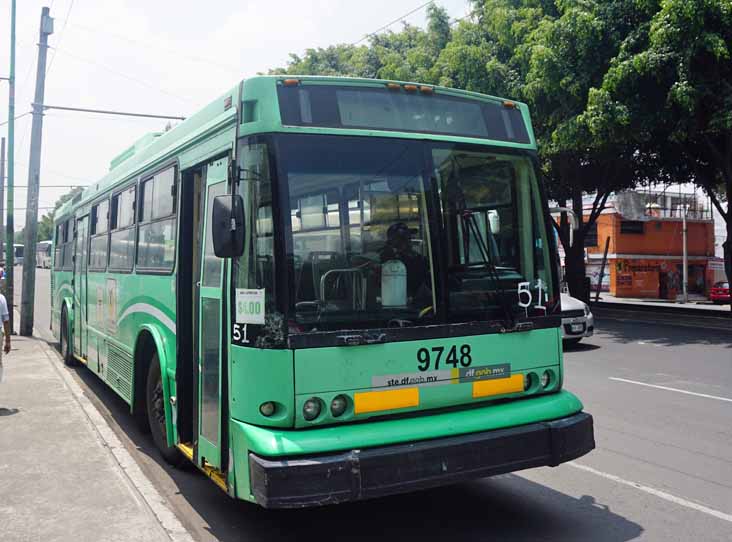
[232,323,249,346]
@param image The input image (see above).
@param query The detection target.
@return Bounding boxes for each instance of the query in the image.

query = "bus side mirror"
[549,206,579,247]
[212,194,245,258]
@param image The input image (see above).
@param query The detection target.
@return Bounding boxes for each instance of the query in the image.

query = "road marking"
[609,377,732,403]
[568,462,732,524]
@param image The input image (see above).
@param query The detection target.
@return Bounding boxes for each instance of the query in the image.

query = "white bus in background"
[36,240,52,268]
[13,244,24,266]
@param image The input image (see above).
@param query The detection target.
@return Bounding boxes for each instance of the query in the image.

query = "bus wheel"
[146,356,186,467]
[60,310,75,367]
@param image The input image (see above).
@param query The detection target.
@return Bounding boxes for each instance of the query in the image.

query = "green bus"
[51,76,594,507]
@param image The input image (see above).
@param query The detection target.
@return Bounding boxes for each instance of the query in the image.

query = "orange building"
[584,192,716,299]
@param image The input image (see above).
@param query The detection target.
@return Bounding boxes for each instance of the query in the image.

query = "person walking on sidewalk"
[0,291,11,385]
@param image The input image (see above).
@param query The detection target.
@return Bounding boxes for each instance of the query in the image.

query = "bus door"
[197,158,228,469]
[73,215,89,360]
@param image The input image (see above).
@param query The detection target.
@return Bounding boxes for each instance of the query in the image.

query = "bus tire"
[60,309,75,367]
[146,355,186,468]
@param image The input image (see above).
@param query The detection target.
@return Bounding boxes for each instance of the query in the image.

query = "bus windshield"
[238,134,555,331]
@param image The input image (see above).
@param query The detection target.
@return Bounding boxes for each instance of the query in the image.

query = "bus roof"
[55,76,535,221]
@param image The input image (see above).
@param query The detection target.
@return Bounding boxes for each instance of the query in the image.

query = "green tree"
[522,0,670,298]
[437,0,665,298]
[269,44,378,77]
[588,0,732,286]
[270,4,452,83]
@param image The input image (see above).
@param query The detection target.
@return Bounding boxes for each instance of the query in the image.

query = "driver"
[380,222,428,298]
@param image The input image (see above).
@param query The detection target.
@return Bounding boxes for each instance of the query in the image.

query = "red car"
[710,281,731,304]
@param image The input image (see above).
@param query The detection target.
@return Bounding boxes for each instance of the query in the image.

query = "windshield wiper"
[460,210,516,329]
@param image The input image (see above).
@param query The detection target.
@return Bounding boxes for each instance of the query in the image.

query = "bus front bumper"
[249,411,594,508]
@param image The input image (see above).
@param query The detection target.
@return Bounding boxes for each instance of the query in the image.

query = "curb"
[593,301,731,317]
[37,337,195,542]
[593,305,732,331]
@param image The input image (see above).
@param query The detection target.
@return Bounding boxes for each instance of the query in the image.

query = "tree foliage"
[587,0,732,283]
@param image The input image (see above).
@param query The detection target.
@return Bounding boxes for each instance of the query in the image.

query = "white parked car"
[560,293,594,346]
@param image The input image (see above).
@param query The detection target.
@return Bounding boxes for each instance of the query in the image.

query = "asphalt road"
[18,268,732,541]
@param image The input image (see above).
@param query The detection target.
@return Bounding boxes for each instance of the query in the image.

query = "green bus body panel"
[138,323,177,447]
[230,389,583,501]
[290,328,561,428]
[238,390,582,456]
[238,77,538,150]
[51,270,73,333]
[229,347,295,427]
[83,271,177,440]
[295,328,559,394]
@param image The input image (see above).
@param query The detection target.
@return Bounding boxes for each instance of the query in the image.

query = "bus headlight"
[259,401,276,417]
[524,373,534,391]
[330,395,348,417]
[540,370,551,388]
[303,398,322,421]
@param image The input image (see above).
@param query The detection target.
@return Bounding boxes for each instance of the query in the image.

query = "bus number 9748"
[417,344,472,371]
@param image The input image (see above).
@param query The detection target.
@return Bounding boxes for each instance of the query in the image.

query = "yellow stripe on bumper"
[472,374,524,398]
[354,387,419,415]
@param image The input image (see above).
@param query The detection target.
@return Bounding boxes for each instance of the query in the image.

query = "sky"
[0,0,471,231]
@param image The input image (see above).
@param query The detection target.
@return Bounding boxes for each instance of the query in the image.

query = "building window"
[137,167,177,271]
[584,221,598,247]
[109,185,136,271]
[620,220,644,234]
[89,199,110,271]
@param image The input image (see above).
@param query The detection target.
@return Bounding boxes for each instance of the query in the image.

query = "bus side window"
[137,167,177,271]
[54,222,63,269]
[109,185,136,271]
[90,199,110,271]
[237,142,276,315]
[56,219,73,271]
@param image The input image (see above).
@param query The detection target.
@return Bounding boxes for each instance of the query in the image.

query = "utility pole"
[0,138,5,267]
[20,6,53,337]
[6,0,16,334]
[681,204,688,304]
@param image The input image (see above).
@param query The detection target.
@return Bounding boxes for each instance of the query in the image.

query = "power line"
[68,20,241,73]
[47,45,195,105]
[12,162,92,183]
[6,185,86,189]
[40,104,186,121]
[353,1,435,45]
[0,111,32,127]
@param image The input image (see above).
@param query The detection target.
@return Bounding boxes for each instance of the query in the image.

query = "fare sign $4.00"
[235,289,265,325]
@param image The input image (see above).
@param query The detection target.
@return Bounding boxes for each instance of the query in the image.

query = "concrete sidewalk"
[0,335,192,542]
